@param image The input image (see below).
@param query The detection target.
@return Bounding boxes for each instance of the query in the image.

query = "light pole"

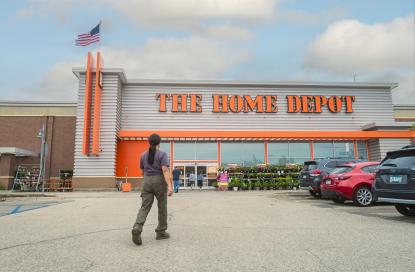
[37,124,47,192]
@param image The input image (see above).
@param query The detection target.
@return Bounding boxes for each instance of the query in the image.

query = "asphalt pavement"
[0,190,414,272]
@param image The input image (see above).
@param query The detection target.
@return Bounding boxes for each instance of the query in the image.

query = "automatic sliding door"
[196,165,207,188]
[184,165,195,188]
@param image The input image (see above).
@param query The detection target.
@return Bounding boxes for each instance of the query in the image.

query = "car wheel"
[313,191,322,198]
[309,190,316,197]
[353,186,373,206]
[332,195,346,204]
[395,204,415,217]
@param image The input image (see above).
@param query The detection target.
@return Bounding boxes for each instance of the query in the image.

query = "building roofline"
[0,101,76,107]
[361,122,414,131]
[72,67,398,89]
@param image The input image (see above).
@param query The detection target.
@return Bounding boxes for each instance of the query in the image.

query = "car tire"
[309,190,316,197]
[353,186,373,206]
[332,195,346,204]
[313,191,322,198]
[395,204,415,217]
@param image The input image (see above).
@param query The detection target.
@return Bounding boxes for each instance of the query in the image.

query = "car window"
[331,166,353,174]
[338,160,355,165]
[361,165,378,173]
[324,161,337,168]
[303,162,318,171]
[381,153,415,169]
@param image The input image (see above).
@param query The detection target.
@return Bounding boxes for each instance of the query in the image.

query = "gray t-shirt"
[140,150,169,176]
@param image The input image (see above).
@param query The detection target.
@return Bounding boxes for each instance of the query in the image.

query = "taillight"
[338,175,351,180]
[310,169,322,177]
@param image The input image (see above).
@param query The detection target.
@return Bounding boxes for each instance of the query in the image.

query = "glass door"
[184,165,195,188]
[174,163,218,189]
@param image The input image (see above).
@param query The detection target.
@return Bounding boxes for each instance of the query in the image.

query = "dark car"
[373,145,415,217]
[300,158,359,197]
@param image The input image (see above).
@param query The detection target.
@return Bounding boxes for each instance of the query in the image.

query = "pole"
[37,124,47,192]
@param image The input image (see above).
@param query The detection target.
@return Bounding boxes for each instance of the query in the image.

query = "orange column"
[170,141,174,177]
[264,141,269,164]
[82,52,93,155]
[92,52,102,156]
[310,141,314,160]
[217,140,221,166]
[353,140,358,160]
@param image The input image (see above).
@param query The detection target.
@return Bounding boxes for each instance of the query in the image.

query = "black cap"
[149,133,161,146]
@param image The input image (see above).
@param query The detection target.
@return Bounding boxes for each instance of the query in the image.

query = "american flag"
[76,23,100,46]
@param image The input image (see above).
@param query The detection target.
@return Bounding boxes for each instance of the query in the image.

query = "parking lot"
[0,190,414,272]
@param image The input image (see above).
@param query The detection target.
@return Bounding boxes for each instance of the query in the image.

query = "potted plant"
[229,177,240,191]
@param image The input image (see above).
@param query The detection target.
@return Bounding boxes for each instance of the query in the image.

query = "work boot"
[156,231,170,240]
[131,228,142,246]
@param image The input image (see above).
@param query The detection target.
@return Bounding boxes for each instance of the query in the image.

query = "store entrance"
[174,163,218,189]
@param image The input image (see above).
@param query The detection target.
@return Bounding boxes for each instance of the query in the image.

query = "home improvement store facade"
[72,53,414,189]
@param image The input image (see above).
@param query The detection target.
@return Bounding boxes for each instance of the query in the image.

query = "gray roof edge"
[123,79,399,89]
[72,67,127,83]
[361,122,414,131]
[0,101,77,107]
[72,67,398,89]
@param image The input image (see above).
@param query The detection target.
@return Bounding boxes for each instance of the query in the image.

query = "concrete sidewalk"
[0,191,414,272]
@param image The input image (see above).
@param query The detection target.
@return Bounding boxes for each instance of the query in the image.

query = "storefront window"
[160,142,170,160]
[268,142,289,165]
[221,142,264,166]
[333,141,355,159]
[173,143,193,160]
[195,142,217,160]
[289,142,311,163]
[268,142,311,165]
[356,141,368,160]
[173,142,217,160]
[314,141,355,159]
[313,142,332,159]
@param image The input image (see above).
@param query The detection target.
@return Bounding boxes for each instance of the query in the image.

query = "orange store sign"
[156,94,355,113]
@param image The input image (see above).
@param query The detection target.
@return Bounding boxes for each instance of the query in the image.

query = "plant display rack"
[221,164,302,190]
[12,165,41,191]
[45,170,73,192]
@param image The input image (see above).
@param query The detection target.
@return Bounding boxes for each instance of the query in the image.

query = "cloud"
[100,37,248,78]
[13,61,80,101]
[12,36,248,101]
[304,14,415,105]
[277,8,347,25]
[369,70,415,105]
[109,0,277,26]
[17,0,277,30]
[304,15,415,74]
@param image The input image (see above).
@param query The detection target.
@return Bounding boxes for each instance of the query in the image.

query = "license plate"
[325,179,332,185]
[389,176,402,183]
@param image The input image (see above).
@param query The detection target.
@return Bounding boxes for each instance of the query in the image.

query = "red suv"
[321,162,379,206]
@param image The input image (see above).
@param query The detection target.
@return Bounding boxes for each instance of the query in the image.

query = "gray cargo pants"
[133,175,168,233]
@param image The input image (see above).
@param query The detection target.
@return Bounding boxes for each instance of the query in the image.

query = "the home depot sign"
[156,94,356,113]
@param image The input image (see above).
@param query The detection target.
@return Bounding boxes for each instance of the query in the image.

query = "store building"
[0,102,76,189]
[70,52,414,190]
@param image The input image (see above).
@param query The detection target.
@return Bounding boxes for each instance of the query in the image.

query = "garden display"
[222,164,302,191]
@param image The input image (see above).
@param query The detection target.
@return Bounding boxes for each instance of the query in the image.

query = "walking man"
[189,172,196,189]
[132,134,173,246]
[172,167,181,193]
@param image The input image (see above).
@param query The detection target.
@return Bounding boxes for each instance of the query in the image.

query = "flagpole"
[99,20,102,50]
